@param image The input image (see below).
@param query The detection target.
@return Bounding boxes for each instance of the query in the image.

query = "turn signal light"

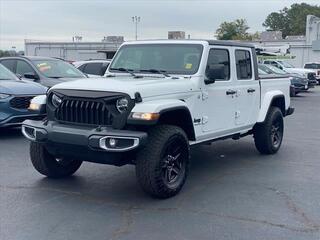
[131,112,160,121]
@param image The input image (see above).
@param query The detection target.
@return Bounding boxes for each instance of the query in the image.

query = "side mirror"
[205,64,225,84]
[24,72,39,81]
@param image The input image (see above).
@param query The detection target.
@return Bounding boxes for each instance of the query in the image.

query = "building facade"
[24,39,123,61]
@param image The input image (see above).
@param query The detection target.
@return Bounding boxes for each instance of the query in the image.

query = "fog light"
[109,138,117,147]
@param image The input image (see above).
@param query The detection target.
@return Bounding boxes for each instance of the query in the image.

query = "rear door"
[233,48,260,127]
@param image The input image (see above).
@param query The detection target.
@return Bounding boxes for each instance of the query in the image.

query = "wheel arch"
[257,92,286,123]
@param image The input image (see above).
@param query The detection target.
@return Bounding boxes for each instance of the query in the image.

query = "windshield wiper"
[140,69,171,77]
[110,67,136,77]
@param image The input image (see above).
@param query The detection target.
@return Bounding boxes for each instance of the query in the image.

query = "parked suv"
[304,62,320,84]
[0,56,87,88]
[22,40,293,198]
[262,59,317,87]
[73,60,111,77]
[0,63,46,127]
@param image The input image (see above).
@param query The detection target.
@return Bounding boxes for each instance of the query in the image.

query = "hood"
[0,79,47,95]
[51,76,195,98]
[285,68,314,76]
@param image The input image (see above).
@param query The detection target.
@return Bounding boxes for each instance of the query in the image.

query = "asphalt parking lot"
[1,87,320,240]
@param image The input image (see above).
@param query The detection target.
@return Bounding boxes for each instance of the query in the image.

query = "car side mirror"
[205,64,225,84]
[24,72,39,81]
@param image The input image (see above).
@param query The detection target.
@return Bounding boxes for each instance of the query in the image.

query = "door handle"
[226,89,237,95]
[247,88,256,93]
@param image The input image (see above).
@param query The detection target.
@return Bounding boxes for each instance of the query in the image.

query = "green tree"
[263,3,320,37]
[216,19,257,40]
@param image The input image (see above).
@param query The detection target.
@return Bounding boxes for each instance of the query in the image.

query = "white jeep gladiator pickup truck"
[22,40,294,198]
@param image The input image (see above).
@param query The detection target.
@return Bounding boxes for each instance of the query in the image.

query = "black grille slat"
[10,96,35,109]
[56,98,113,126]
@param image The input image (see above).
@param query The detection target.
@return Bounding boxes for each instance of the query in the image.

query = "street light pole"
[132,16,141,40]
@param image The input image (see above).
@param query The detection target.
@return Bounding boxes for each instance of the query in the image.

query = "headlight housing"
[0,93,11,99]
[116,97,129,113]
[51,94,62,108]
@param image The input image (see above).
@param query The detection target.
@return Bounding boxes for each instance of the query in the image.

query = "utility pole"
[132,16,141,40]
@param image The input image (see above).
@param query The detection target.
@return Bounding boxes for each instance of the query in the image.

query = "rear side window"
[83,63,103,75]
[16,60,35,75]
[0,59,16,72]
[206,49,230,81]
[235,50,252,80]
[305,63,320,69]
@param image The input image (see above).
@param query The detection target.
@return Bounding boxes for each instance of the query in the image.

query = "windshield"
[279,61,294,68]
[109,44,203,75]
[265,65,287,74]
[0,64,18,80]
[258,65,274,74]
[32,60,85,78]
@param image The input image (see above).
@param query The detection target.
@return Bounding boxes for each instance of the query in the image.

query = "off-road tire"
[253,107,284,154]
[30,142,82,178]
[136,125,190,198]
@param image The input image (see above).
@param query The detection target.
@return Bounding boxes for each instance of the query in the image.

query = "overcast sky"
[0,0,319,50]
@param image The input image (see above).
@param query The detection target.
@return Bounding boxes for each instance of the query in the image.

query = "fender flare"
[257,91,285,123]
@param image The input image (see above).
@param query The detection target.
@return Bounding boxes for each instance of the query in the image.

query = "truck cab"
[22,40,294,198]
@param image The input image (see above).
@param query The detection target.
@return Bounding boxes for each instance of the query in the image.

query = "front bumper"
[22,120,148,165]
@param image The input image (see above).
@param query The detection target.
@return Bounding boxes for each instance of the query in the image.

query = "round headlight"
[116,97,129,113]
[51,94,62,108]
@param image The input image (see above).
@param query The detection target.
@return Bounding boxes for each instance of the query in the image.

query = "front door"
[202,47,236,136]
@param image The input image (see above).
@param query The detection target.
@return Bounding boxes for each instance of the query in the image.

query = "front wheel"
[135,125,190,198]
[253,107,284,154]
[30,142,83,178]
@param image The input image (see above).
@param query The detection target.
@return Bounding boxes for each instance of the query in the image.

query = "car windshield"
[0,64,18,80]
[279,61,294,68]
[265,65,287,74]
[109,44,203,75]
[305,63,320,69]
[32,59,85,78]
[258,65,274,74]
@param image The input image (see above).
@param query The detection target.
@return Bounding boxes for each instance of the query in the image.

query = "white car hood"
[51,76,195,98]
[285,68,314,75]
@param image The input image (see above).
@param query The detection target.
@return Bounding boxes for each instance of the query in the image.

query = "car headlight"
[0,93,11,99]
[51,94,62,108]
[116,97,129,113]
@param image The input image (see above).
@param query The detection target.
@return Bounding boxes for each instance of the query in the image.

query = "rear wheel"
[30,142,82,178]
[253,107,284,154]
[135,125,190,198]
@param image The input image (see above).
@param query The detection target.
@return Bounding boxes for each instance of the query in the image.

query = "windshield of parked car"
[305,63,320,69]
[0,63,19,80]
[32,59,85,78]
[109,44,203,75]
[265,65,287,74]
[278,61,295,68]
[258,65,274,74]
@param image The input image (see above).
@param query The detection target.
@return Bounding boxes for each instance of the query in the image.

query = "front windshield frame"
[0,64,19,81]
[109,43,204,75]
[32,59,85,78]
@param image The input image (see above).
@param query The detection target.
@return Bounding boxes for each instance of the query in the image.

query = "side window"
[16,60,35,75]
[83,63,103,75]
[235,50,252,80]
[1,59,16,72]
[205,49,230,81]
[77,64,86,72]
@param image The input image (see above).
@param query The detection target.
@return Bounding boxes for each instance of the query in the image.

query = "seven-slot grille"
[10,96,34,109]
[55,99,113,126]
